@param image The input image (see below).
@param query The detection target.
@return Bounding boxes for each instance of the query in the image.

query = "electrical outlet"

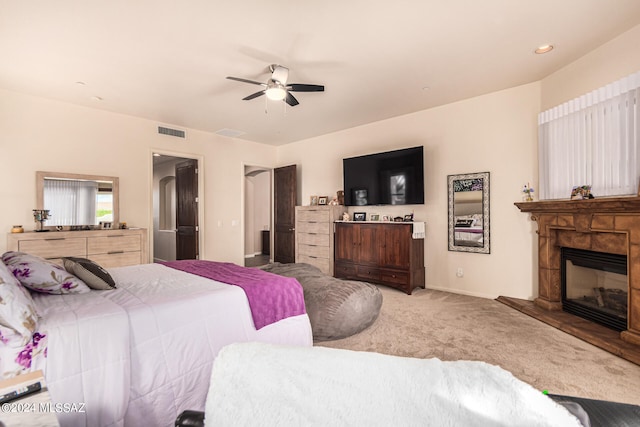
[456,268,464,278]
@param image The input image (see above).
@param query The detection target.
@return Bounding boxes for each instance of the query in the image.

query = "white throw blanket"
[205,343,582,426]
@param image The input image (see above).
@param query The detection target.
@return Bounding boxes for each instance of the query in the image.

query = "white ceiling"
[2,1,640,146]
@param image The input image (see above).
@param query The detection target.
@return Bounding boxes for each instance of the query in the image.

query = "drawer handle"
[44,238,65,241]
[107,251,124,255]
[107,235,125,238]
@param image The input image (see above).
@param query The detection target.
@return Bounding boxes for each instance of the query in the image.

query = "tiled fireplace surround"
[515,197,640,347]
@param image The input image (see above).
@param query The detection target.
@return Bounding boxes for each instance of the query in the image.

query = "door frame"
[149,149,205,262]
[241,162,274,262]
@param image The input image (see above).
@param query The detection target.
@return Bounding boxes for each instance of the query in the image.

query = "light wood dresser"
[7,228,148,268]
[295,206,344,275]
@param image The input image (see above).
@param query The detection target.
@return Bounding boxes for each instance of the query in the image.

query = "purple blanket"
[161,260,306,329]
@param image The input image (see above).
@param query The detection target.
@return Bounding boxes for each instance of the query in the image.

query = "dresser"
[295,206,344,275]
[334,222,424,294]
[7,228,148,268]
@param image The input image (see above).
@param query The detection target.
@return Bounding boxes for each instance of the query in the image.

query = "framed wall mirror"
[36,171,119,229]
[447,172,490,254]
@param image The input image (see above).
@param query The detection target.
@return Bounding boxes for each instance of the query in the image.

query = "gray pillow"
[63,257,116,290]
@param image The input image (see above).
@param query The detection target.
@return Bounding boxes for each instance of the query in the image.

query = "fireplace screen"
[561,248,627,331]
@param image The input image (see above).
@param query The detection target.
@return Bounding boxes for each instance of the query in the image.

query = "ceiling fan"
[226,64,324,106]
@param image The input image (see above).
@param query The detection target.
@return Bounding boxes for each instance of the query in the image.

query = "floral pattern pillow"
[0,260,38,344]
[2,251,90,295]
[0,327,47,379]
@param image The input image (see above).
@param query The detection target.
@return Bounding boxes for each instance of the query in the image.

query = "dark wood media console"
[334,222,425,294]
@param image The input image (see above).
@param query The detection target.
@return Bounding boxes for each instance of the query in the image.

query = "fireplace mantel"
[515,196,640,214]
[515,196,640,346]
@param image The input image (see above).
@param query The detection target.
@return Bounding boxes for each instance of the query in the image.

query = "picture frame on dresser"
[370,214,380,221]
[318,196,328,205]
[353,212,366,221]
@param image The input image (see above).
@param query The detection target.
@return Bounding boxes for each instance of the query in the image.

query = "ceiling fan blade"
[285,92,299,106]
[226,76,266,86]
[288,84,324,92]
[243,90,266,101]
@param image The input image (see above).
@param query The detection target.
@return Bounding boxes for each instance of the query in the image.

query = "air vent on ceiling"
[158,126,186,139]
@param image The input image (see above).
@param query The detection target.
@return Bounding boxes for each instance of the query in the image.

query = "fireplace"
[561,247,627,331]
[514,197,640,348]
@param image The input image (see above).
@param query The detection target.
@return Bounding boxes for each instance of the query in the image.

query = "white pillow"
[2,251,90,295]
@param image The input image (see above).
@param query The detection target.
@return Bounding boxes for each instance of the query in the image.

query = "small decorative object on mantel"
[342,212,350,221]
[328,197,339,206]
[370,214,380,221]
[382,215,391,222]
[310,195,318,206]
[11,225,24,234]
[570,185,592,200]
[32,209,50,232]
[403,213,414,222]
[318,196,328,205]
[337,190,344,205]
[522,183,535,202]
[393,216,403,222]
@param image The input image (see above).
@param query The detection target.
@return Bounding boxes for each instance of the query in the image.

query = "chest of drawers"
[295,206,343,275]
[7,228,148,268]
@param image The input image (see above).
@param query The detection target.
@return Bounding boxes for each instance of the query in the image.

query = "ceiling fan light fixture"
[266,82,287,101]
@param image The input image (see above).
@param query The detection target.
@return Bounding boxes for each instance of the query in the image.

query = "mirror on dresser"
[447,171,490,254]
[36,171,119,230]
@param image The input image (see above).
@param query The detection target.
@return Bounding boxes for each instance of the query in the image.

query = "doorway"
[244,166,272,267]
[152,153,201,262]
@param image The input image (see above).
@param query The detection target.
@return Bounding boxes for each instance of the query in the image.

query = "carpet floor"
[316,286,640,406]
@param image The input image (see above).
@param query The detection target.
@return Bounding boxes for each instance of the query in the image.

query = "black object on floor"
[175,410,204,427]
[548,393,640,427]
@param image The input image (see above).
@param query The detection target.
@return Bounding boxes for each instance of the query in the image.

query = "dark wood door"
[274,165,297,263]
[380,224,411,268]
[335,222,359,262]
[175,159,199,260]
[358,224,380,265]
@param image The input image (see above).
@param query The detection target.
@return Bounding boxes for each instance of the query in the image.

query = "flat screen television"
[343,146,424,206]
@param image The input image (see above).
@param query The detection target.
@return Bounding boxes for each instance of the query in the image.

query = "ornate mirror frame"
[447,171,490,254]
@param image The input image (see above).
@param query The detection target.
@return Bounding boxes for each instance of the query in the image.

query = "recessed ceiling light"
[75,81,86,86]
[90,96,103,101]
[422,86,430,91]
[535,44,554,54]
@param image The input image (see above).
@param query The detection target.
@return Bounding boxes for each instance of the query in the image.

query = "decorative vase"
[11,225,24,233]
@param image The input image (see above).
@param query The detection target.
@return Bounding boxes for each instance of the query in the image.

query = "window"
[538,71,640,199]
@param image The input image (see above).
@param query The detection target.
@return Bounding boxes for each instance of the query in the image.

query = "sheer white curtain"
[539,71,640,200]
[44,179,98,225]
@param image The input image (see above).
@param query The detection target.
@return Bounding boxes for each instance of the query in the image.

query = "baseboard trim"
[425,285,496,300]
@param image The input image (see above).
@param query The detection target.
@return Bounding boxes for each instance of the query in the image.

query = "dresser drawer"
[18,237,86,260]
[334,261,357,279]
[88,235,141,255]
[90,252,141,268]
[297,232,330,247]
[297,255,331,275]
[298,243,330,258]
[380,269,409,286]
[296,221,330,234]
[356,266,381,282]
[297,209,331,222]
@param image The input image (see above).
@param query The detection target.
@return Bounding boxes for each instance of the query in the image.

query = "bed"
[0,253,312,427]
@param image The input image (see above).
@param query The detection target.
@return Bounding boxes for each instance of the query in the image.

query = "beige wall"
[277,82,541,299]
[541,24,640,110]
[0,88,277,265]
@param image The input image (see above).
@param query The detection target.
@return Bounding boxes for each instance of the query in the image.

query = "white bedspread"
[33,264,312,427]
[205,343,582,427]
